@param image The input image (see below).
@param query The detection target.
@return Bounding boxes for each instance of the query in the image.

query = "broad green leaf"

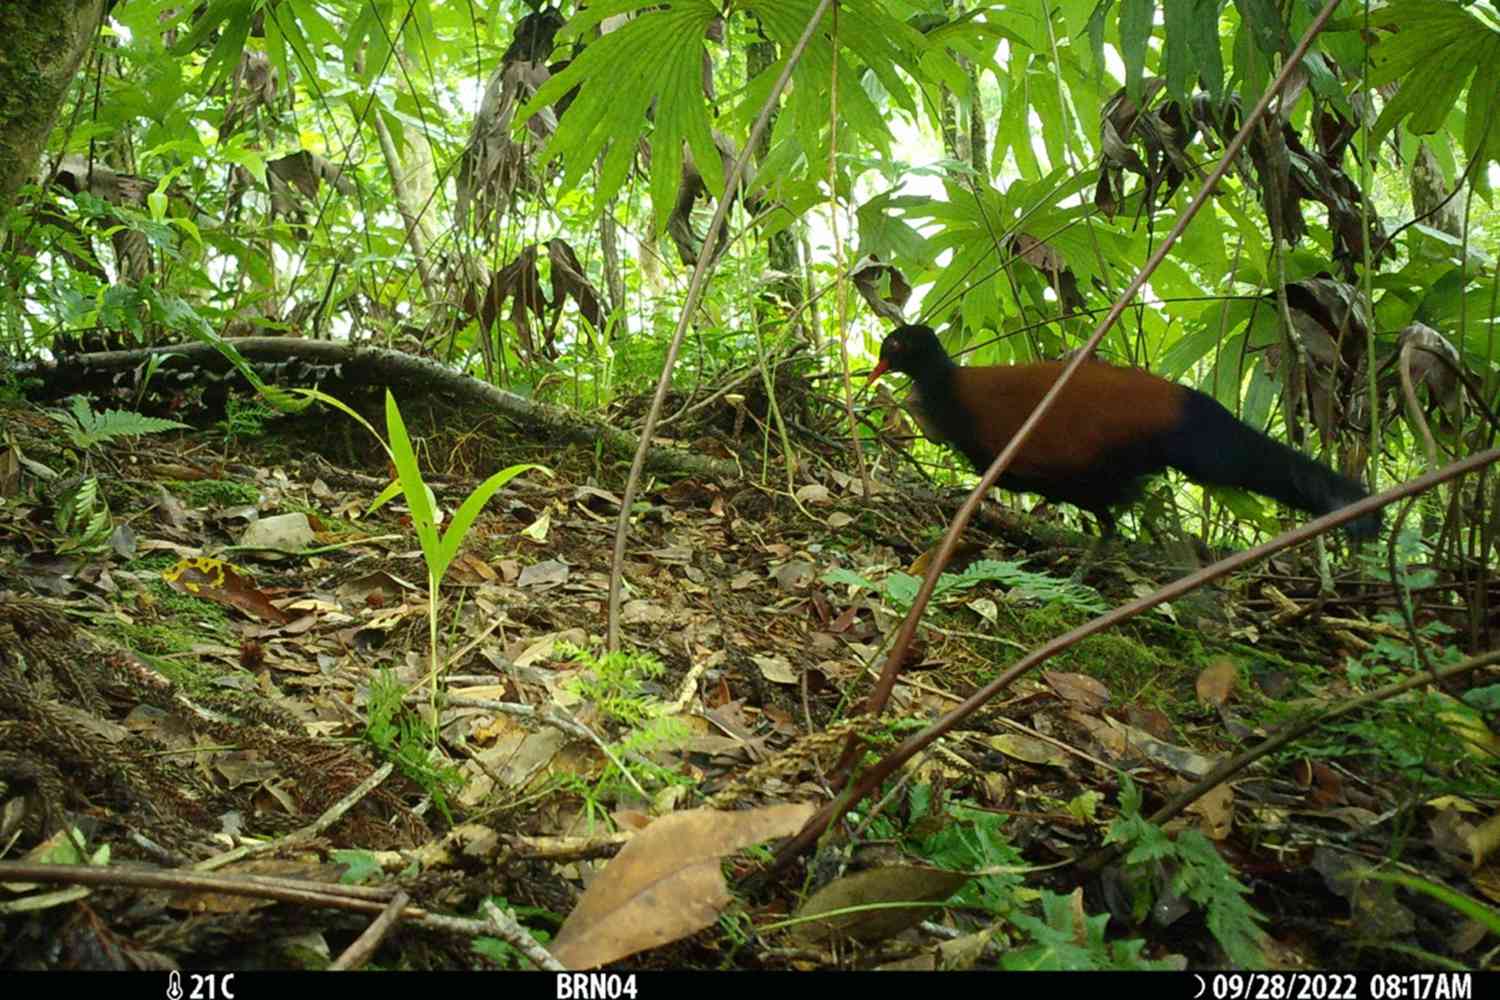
[1028,58,1066,171]
[1233,0,1287,57]
[436,463,550,573]
[289,0,341,51]
[526,2,719,210]
[1119,0,1155,101]
[1363,0,1499,164]
[272,1,319,80]
[1158,319,1229,381]
[260,9,291,104]
[1185,0,1224,103]
[1372,40,1477,140]
[1003,59,1041,178]
[1242,357,1277,429]
[220,141,267,185]
[1462,52,1500,171]
[1161,0,1199,107]
[369,479,404,513]
[385,391,442,573]
[197,0,256,90]
[1202,329,1249,409]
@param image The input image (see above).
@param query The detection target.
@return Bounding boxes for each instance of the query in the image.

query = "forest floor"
[0,381,1494,972]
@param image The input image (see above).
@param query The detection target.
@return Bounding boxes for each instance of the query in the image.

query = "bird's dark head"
[868,324,951,383]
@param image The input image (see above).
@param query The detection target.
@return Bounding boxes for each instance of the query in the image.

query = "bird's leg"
[1067,511,1118,584]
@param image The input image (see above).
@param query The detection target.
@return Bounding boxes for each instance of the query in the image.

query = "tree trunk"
[0,0,106,215]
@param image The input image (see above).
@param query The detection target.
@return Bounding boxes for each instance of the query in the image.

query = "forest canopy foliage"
[1,0,1496,547]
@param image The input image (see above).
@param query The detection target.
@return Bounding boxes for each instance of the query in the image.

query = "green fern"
[1003,889,1177,970]
[1104,779,1268,967]
[558,641,668,726]
[54,476,113,553]
[364,669,463,824]
[50,396,189,450]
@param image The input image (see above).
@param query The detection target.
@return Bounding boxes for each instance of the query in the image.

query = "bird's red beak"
[867,359,889,383]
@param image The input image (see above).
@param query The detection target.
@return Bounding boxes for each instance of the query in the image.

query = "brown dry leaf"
[153,483,189,530]
[987,732,1069,767]
[967,597,999,625]
[793,865,970,945]
[938,927,996,969]
[1187,783,1235,840]
[50,702,128,744]
[1066,887,1089,944]
[1126,704,1175,740]
[461,727,598,809]
[1297,760,1345,808]
[620,600,668,625]
[1043,671,1110,712]
[850,254,912,322]
[239,512,317,551]
[612,809,653,832]
[513,630,585,667]
[1350,880,1416,940]
[794,484,831,506]
[878,953,937,971]
[1068,711,1125,757]
[468,708,526,743]
[752,654,797,685]
[549,804,816,968]
[518,558,570,589]
[908,541,985,578]
[830,605,859,633]
[1103,717,1218,778]
[1195,659,1238,707]
[1320,806,1379,830]
[163,557,291,624]
[215,750,277,788]
[646,544,693,564]
[336,570,409,607]
[0,445,21,497]
[773,561,815,590]
[1450,918,1489,954]
[449,552,498,585]
[547,238,604,331]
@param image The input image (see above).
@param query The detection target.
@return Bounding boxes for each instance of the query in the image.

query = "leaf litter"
[0,393,1485,971]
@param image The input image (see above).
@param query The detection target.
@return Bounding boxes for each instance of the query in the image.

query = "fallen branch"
[23,338,738,480]
[331,890,410,971]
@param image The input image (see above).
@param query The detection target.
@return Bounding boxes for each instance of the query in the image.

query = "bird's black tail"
[1166,390,1381,540]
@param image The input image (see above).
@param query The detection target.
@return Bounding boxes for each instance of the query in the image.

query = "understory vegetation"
[0,0,1497,974]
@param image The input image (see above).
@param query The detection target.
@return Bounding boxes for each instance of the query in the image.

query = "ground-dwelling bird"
[868,323,1380,540]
